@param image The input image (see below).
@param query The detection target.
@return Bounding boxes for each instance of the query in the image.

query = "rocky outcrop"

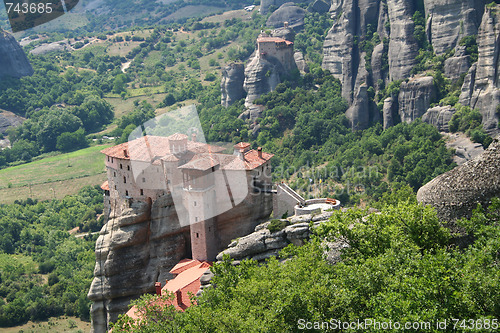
[88,196,190,333]
[243,57,281,107]
[322,0,382,107]
[294,51,309,74]
[444,132,484,165]
[0,110,25,135]
[266,3,306,29]
[423,0,484,55]
[386,0,419,82]
[417,135,500,222]
[260,0,315,15]
[443,46,471,81]
[0,29,33,78]
[309,0,330,13]
[383,97,398,130]
[221,63,245,107]
[398,76,436,123]
[422,105,455,132]
[271,27,296,42]
[216,211,338,262]
[459,4,500,136]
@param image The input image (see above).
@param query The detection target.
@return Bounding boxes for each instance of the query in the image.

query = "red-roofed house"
[125,259,211,320]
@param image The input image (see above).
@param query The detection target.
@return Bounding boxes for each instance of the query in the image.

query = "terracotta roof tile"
[100,181,109,191]
[167,133,188,141]
[101,135,225,161]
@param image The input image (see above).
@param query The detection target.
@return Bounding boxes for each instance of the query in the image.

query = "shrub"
[267,219,288,233]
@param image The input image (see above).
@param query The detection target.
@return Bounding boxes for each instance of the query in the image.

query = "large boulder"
[309,0,330,13]
[0,110,25,135]
[221,63,245,107]
[417,136,500,222]
[266,3,306,29]
[421,105,455,132]
[0,29,33,78]
[260,0,315,15]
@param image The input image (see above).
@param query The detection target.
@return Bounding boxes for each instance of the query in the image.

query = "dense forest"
[112,193,500,332]
[0,186,103,326]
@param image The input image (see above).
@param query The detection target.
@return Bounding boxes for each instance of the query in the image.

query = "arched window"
[123,176,127,184]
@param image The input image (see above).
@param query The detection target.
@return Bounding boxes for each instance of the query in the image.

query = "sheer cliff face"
[322,1,498,132]
[0,30,33,78]
[423,0,484,55]
[459,5,500,136]
[88,196,190,333]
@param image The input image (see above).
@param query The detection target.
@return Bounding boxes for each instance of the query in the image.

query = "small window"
[194,201,197,207]
[195,217,198,222]
[142,177,146,183]
[126,190,129,196]
[111,158,114,163]
[114,172,116,177]
[120,164,123,169]
[140,189,144,195]
[211,166,215,172]
[196,232,199,238]
[107,156,110,162]
[123,176,127,184]
[208,227,211,232]
[114,185,117,190]
[127,165,130,171]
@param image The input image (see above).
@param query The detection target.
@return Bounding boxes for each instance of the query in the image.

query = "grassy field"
[0,145,110,204]
[0,316,91,333]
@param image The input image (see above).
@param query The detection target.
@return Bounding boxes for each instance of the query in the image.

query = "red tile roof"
[167,133,188,141]
[100,181,109,191]
[257,37,293,46]
[125,259,212,320]
[101,135,224,161]
[234,142,251,150]
[224,150,274,170]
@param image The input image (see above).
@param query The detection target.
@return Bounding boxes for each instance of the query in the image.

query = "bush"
[267,219,288,233]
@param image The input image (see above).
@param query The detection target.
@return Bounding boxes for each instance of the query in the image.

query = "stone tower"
[180,158,219,261]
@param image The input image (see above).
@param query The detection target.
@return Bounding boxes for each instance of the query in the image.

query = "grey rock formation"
[309,0,330,13]
[294,51,309,73]
[260,0,315,15]
[383,97,398,130]
[459,4,500,136]
[322,0,382,105]
[423,0,484,55]
[221,63,245,107]
[398,76,436,123]
[0,29,33,78]
[421,105,455,132]
[243,57,281,107]
[444,46,471,81]
[371,42,387,91]
[417,136,500,222]
[0,110,25,135]
[346,83,371,131]
[271,27,296,42]
[88,196,190,333]
[444,132,484,165]
[266,3,306,29]
[386,0,419,81]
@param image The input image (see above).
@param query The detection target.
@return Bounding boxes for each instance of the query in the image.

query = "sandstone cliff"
[243,56,282,107]
[417,135,500,222]
[0,29,33,79]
